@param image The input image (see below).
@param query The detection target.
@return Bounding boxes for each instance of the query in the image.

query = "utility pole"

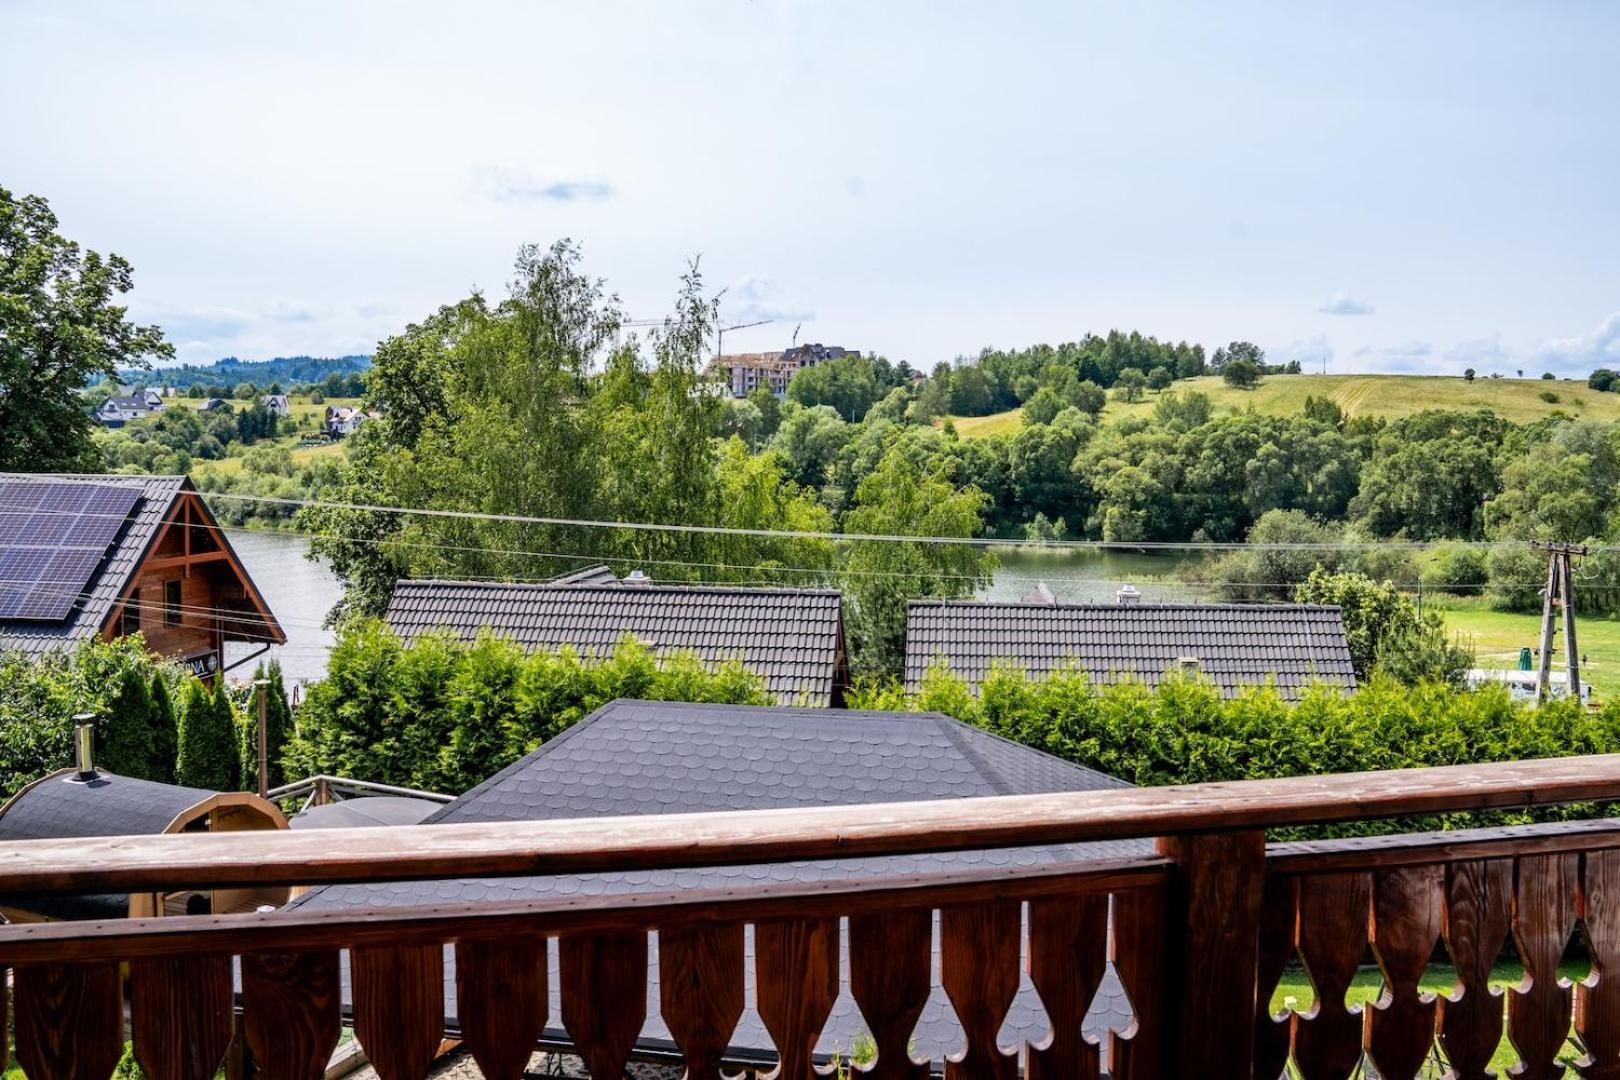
[1533,541,1587,702]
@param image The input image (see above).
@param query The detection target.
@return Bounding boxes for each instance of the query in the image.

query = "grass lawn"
[186,394,359,479]
[1272,960,1589,1073]
[1434,597,1620,699]
[944,373,1620,437]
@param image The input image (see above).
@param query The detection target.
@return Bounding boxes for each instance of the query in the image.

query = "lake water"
[223,531,1206,687]
[221,529,340,688]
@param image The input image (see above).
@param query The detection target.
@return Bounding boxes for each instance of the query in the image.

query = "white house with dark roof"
[93,394,161,427]
[286,698,1145,1072]
[384,568,848,706]
[905,593,1357,699]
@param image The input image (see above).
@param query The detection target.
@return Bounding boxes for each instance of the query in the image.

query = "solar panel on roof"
[0,481,142,622]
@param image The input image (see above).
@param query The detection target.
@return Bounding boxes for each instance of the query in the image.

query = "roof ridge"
[395,578,843,598]
[907,598,1344,612]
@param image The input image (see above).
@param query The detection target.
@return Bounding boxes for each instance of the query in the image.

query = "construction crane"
[715,318,773,358]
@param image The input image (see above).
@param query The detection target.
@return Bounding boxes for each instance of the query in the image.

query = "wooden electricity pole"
[1533,541,1587,702]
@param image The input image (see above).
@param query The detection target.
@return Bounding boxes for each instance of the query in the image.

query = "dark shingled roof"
[0,769,218,920]
[0,473,188,657]
[384,577,846,706]
[905,599,1357,700]
[289,700,1149,1068]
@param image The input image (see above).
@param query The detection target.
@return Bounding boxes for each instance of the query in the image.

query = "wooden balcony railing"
[3,755,1620,1080]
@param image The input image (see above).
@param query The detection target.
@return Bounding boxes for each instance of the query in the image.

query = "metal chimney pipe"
[73,714,96,780]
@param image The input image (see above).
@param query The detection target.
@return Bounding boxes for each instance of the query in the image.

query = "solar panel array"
[0,481,143,622]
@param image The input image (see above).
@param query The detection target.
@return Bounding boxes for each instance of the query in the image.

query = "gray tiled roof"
[0,473,188,658]
[290,700,1150,1068]
[906,600,1357,700]
[0,769,217,919]
[385,578,845,706]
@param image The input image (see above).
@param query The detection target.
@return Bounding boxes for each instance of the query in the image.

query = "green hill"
[946,373,1620,436]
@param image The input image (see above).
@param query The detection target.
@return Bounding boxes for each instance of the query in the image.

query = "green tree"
[148,673,177,783]
[1147,366,1173,392]
[771,404,852,489]
[176,680,238,790]
[1294,569,1472,685]
[1069,379,1106,417]
[1114,367,1147,402]
[786,355,882,422]
[236,661,294,793]
[0,186,173,471]
[1302,395,1345,428]
[1021,385,1065,426]
[100,664,159,781]
[1222,358,1262,389]
[841,446,997,678]
[747,385,783,438]
[1464,368,1477,382]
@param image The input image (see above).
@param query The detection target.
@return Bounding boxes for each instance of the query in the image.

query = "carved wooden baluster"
[12,961,124,1080]
[1438,859,1513,1080]
[1580,848,1620,1079]
[351,943,445,1080]
[560,931,648,1079]
[129,955,234,1080]
[659,923,745,1080]
[1366,865,1443,1080]
[756,917,840,1080]
[1509,853,1579,1080]
[455,936,548,1080]
[1109,883,1167,1080]
[1290,871,1369,1080]
[241,950,343,1080]
[1025,893,1107,1080]
[1254,875,1298,1080]
[940,901,1021,1080]
[847,909,932,1080]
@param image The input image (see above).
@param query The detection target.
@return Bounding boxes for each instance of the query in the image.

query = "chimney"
[1177,656,1200,674]
[1117,583,1143,606]
[624,570,651,586]
[73,714,97,781]
[1022,582,1057,606]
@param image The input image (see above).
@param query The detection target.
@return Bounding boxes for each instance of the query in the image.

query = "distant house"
[384,568,848,705]
[904,587,1357,699]
[93,394,160,428]
[195,397,232,413]
[259,394,291,417]
[287,699,1145,1066]
[0,473,286,680]
[711,343,856,398]
[324,405,368,437]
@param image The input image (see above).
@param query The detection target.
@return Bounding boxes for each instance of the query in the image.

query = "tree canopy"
[0,186,172,470]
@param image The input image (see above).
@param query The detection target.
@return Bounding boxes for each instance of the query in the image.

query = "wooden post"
[1538,552,1559,702]
[254,679,270,799]
[1156,830,1267,1079]
[1562,552,1581,701]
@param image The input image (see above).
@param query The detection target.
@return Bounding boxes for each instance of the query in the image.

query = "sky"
[3,1,1619,377]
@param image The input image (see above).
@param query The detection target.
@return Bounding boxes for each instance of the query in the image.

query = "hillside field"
[946,373,1620,435]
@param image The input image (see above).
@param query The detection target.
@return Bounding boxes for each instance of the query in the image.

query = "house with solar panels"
[0,473,285,680]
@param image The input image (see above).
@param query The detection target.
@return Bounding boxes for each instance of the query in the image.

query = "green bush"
[234,660,293,792]
[0,638,188,799]
[848,662,1620,836]
[176,680,239,791]
[1419,543,1490,596]
[286,619,773,794]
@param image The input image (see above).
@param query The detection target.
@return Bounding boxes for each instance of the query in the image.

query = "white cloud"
[1317,291,1374,316]
[1535,312,1620,372]
[472,166,616,204]
[1269,334,1333,373]
[722,275,815,325]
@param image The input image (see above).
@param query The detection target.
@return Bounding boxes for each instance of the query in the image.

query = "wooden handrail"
[0,855,1172,964]
[3,752,1619,894]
